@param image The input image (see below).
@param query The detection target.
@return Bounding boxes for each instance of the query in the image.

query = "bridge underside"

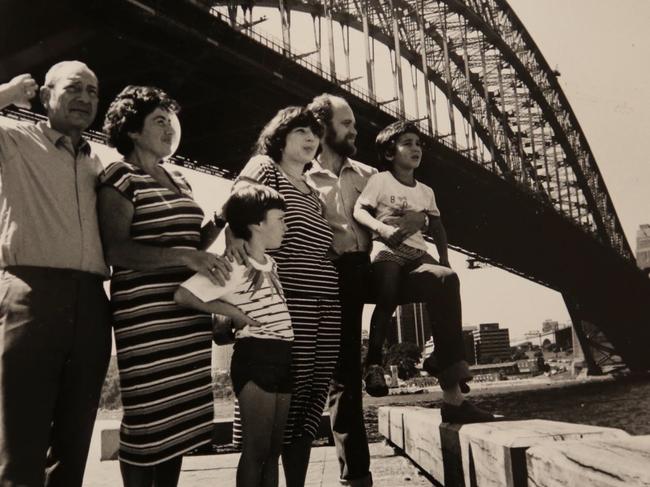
[2,0,649,369]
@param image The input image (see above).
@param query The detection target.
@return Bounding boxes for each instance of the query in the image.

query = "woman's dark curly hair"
[103,85,180,156]
[254,106,323,163]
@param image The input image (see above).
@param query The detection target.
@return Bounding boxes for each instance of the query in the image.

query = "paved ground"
[84,420,432,486]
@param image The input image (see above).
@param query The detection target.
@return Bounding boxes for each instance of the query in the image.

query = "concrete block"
[377,407,390,439]
[380,406,465,486]
[389,407,410,450]
[402,407,445,484]
[377,406,410,450]
[100,427,120,461]
[458,419,629,487]
[526,435,650,487]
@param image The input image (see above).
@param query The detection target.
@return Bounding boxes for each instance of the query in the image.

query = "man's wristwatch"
[422,213,430,229]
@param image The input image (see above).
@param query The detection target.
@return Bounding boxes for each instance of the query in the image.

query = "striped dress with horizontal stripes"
[100,161,214,466]
[233,155,341,446]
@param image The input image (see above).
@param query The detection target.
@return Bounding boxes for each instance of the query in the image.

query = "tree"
[213,371,234,400]
[384,342,422,380]
[511,349,528,361]
[99,356,122,410]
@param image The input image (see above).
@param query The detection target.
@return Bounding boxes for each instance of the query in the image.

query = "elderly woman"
[98,86,228,486]
[228,106,341,487]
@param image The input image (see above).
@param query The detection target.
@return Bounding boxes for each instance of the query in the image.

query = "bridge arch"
[1,0,647,369]
[214,0,630,260]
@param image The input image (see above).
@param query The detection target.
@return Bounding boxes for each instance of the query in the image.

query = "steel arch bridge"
[1,0,648,370]
[215,0,628,258]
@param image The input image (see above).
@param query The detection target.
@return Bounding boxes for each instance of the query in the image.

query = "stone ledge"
[457,419,629,487]
[378,406,631,486]
[526,435,650,487]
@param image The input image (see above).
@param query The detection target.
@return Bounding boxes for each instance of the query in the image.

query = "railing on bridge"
[211,7,632,264]
[0,108,235,180]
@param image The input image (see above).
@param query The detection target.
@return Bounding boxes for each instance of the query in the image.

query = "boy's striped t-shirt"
[180,255,293,341]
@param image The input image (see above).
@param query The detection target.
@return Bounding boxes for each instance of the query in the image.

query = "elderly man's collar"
[39,121,92,156]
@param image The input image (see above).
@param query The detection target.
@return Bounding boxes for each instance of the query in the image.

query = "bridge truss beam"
[211,0,632,262]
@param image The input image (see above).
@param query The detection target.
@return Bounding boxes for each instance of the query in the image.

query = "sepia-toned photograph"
[0,0,648,485]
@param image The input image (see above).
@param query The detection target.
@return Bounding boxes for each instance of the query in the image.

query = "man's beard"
[325,127,356,158]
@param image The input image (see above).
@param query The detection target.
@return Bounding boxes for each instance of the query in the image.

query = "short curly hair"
[307,93,348,128]
[254,106,323,163]
[375,120,423,168]
[103,85,180,156]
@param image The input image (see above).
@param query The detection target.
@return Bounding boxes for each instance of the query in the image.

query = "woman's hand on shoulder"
[181,249,233,286]
[224,226,250,266]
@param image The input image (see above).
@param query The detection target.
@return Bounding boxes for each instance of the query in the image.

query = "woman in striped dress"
[228,106,341,487]
[97,86,228,486]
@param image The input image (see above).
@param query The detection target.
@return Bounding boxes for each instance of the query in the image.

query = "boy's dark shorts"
[231,337,293,396]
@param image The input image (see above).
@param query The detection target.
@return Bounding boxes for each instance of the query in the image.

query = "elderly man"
[307,94,488,487]
[0,61,111,487]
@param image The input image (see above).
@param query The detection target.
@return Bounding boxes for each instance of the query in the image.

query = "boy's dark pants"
[0,267,112,487]
[328,252,470,485]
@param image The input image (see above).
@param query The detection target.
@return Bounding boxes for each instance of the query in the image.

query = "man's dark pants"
[329,253,372,486]
[328,252,469,485]
[0,267,112,487]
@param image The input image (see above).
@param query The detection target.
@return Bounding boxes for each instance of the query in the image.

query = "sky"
[507,0,650,247]
[92,0,650,344]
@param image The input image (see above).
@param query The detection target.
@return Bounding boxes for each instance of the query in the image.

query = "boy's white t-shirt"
[180,255,293,341]
[356,171,440,251]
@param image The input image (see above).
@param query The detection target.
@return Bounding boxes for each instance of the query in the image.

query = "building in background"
[554,326,573,352]
[469,361,519,382]
[473,323,511,364]
[542,319,559,333]
[462,326,477,365]
[421,325,477,366]
[388,303,432,351]
[636,224,650,275]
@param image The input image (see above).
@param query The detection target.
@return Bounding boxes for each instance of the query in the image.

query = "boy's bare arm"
[427,216,451,267]
[384,211,427,237]
[174,287,260,328]
[354,201,410,246]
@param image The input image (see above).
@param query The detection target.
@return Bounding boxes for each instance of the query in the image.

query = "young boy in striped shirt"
[175,183,292,487]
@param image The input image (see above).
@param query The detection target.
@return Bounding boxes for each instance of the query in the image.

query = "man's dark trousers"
[328,251,467,485]
[0,267,112,487]
[329,253,372,486]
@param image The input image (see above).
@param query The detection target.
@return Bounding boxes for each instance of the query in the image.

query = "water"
[362,376,650,443]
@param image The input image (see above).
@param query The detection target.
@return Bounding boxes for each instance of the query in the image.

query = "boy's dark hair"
[254,106,323,163]
[224,183,286,240]
[375,120,423,168]
[103,85,180,156]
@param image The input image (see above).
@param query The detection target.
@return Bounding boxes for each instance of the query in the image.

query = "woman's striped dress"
[100,161,214,466]
[233,155,341,445]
